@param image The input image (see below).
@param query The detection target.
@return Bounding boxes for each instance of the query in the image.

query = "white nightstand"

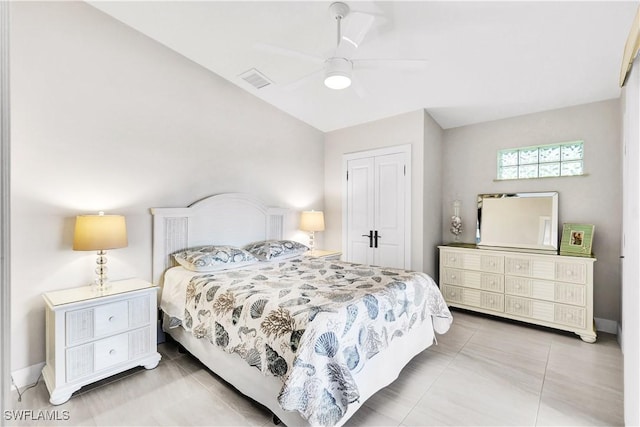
[305,249,342,261]
[42,278,162,405]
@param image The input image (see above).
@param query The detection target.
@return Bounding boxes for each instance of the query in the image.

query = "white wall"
[10,2,324,373]
[324,109,443,276]
[442,99,622,325]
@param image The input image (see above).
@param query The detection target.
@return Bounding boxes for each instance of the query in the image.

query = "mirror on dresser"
[477,191,559,253]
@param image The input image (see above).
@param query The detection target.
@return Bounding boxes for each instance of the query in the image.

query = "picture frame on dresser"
[560,223,595,256]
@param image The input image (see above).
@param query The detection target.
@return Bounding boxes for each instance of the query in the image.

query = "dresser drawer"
[555,261,587,284]
[441,250,503,273]
[442,285,464,304]
[505,296,585,328]
[505,277,532,296]
[505,256,556,280]
[443,285,503,313]
[442,269,503,292]
[505,277,585,306]
[555,283,585,306]
[554,304,586,328]
[481,273,504,292]
[505,296,554,322]
[463,288,504,312]
[442,268,466,286]
[480,292,504,312]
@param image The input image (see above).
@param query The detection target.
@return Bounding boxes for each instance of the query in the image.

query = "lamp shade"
[300,211,325,232]
[73,214,128,251]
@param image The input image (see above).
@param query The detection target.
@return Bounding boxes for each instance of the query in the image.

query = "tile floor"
[8,309,624,426]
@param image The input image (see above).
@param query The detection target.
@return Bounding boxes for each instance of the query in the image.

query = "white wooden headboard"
[150,193,290,285]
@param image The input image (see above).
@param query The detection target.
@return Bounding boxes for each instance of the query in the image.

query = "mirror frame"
[477,191,559,253]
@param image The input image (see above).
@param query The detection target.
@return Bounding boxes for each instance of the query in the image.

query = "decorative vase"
[450,200,462,242]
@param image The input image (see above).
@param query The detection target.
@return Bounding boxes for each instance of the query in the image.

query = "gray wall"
[423,111,444,276]
[442,99,622,325]
[10,1,324,372]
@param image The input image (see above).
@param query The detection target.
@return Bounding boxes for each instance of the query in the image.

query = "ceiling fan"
[256,2,428,93]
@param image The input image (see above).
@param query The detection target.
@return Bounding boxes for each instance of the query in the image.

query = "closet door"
[346,157,375,265]
[374,152,406,268]
[345,149,408,269]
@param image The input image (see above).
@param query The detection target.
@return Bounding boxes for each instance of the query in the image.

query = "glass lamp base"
[94,250,111,291]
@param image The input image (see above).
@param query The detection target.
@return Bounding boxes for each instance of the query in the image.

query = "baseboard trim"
[617,323,624,351]
[11,362,44,390]
[595,317,619,335]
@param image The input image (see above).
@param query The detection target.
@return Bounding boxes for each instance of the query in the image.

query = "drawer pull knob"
[108,316,115,322]
[515,303,521,309]
[109,349,116,356]
[450,291,456,296]
[451,275,456,279]
[516,265,521,270]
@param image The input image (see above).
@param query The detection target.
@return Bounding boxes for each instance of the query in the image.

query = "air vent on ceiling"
[239,68,272,89]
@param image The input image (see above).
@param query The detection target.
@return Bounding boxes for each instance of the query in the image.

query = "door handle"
[361,230,373,248]
[374,230,381,248]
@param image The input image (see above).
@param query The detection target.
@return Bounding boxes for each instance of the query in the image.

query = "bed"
[151,193,452,427]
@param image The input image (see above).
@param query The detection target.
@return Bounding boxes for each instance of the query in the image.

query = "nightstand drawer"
[65,333,130,381]
[66,297,151,346]
[94,334,129,372]
[66,301,129,346]
[94,301,129,337]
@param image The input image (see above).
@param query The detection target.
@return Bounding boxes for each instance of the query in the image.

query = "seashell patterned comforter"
[179,257,452,426]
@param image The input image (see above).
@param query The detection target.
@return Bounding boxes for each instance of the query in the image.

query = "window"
[497,141,584,180]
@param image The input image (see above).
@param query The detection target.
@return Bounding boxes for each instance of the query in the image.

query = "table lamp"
[73,212,128,290]
[300,210,325,252]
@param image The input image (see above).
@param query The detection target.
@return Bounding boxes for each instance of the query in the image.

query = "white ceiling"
[88,1,639,132]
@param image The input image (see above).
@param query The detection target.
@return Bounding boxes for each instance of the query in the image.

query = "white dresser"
[42,278,162,404]
[438,245,597,342]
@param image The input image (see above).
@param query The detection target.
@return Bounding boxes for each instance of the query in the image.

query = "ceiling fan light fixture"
[324,57,352,90]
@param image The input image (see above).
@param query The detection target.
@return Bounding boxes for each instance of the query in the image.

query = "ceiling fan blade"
[353,59,429,71]
[341,12,375,48]
[351,72,367,98]
[254,42,325,65]
[281,68,324,92]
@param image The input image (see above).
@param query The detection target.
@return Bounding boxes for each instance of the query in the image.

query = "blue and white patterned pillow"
[173,245,258,272]
[243,240,309,261]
